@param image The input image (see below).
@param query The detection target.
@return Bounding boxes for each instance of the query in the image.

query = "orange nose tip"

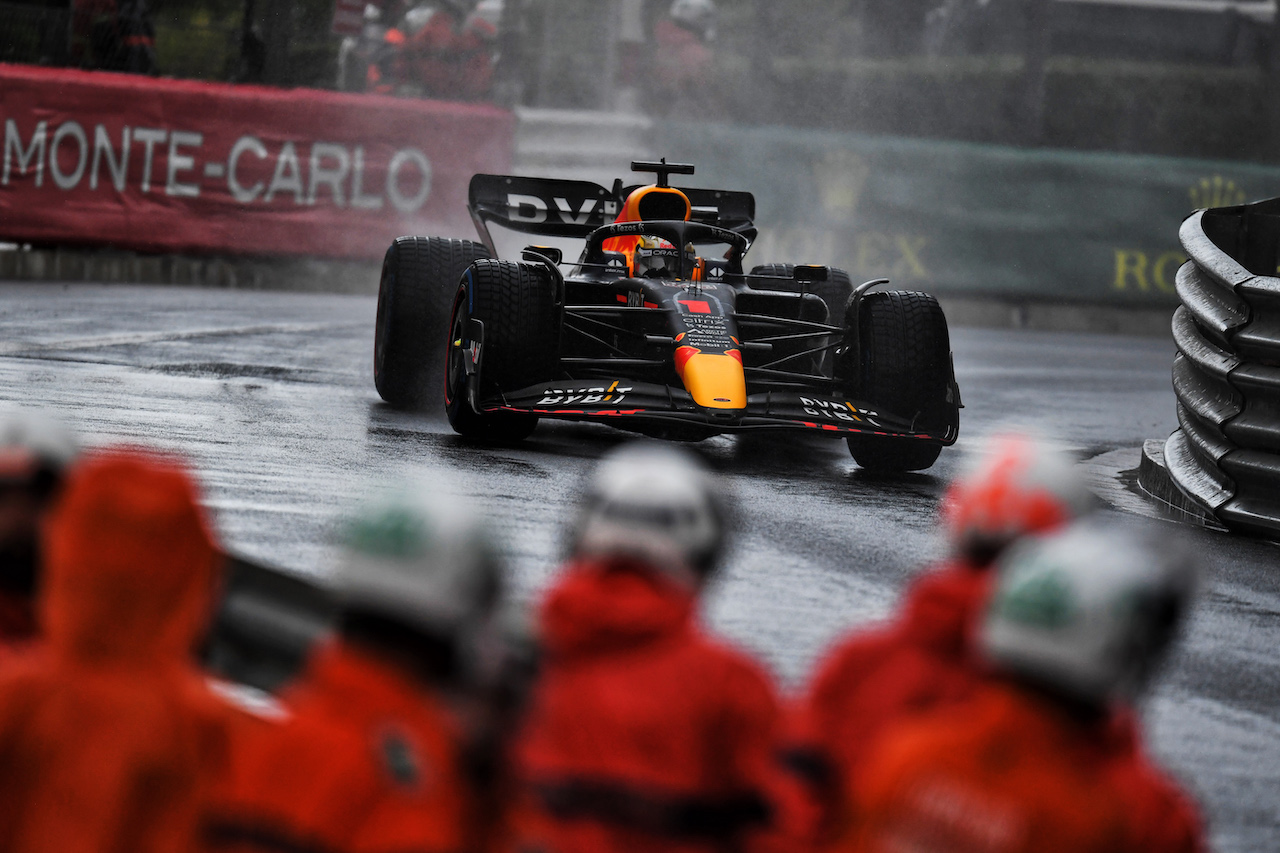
[678,352,746,409]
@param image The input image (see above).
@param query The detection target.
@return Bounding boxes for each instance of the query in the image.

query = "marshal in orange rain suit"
[792,560,990,841]
[0,590,35,645]
[831,678,1204,853]
[795,561,1204,853]
[0,447,60,646]
[0,448,229,853]
[209,639,476,853]
[508,556,810,853]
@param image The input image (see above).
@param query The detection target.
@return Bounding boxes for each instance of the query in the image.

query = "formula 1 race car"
[374,160,960,471]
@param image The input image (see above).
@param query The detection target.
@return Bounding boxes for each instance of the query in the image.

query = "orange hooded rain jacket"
[0,590,36,646]
[509,557,808,853]
[0,447,227,853]
[210,639,474,853]
[794,561,1204,852]
[833,678,1201,853]
[792,561,988,841]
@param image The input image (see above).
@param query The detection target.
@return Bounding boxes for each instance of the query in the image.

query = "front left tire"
[444,259,561,442]
[374,236,490,410]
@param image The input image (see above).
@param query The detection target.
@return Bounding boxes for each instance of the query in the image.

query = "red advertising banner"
[0,64,515,260]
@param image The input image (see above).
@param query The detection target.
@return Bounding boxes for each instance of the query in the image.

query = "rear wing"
[467,173,756,255]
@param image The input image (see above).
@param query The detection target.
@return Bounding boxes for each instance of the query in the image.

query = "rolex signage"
[656,122,1280,304]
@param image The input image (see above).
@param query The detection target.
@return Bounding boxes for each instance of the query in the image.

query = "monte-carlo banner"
[0,64,514,260]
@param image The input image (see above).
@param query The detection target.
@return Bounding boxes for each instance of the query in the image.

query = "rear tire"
[374,236,490,410]
[749,263,854,323]
[444,260,560,442]
[843,291,956,472]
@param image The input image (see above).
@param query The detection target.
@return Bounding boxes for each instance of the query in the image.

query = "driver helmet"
[941,431,1094,566]
[670,0,716,41]
[980,520,1197,707]
[631,235,682,279]
[568,442,730,588]
[403,1,474,36]
[0,407,78,598]
[333,478,503,658]
[401,6,439,35]
[0,407,78,494]
[465,0,501,37]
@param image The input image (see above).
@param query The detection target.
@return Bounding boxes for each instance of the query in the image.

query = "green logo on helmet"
[995,565,1076,629]
[347,507,432,558]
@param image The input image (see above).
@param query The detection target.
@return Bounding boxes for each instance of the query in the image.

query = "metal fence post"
[601,0,620,111]
[260,0,292,85]
[1020,0,1050,146]
[1269,5,1280,157]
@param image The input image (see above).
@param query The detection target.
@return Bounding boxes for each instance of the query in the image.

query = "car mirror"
[793,264,829,283]
[522,245,563,266]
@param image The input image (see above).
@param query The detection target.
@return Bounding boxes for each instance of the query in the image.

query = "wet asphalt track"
[1,283,1277,852]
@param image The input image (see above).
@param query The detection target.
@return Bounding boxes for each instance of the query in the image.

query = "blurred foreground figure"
[368,1,497,99]
[510,442,806,853]
[210,481,506,853]
[795,433,1093,840]
[0,448,227,853]
[839,522,1204,853]
[0,408,77,643]
[651,0,717,114]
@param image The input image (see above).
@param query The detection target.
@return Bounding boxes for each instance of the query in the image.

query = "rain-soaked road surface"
[1,283,1277,852]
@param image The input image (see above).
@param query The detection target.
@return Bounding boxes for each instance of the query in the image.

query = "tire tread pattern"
[855,291,951,416]
[445,259,559,442]
[375,236,489,409]
[845,290,955,471]
[468,259,560,393]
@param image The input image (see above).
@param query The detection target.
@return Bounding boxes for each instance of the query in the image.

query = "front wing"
[479,380,956,442]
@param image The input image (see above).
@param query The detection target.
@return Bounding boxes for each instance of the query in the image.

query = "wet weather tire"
[374,236,490,410]
[843,291,956,472]
[750,263,855,322]
[444,260,560,442]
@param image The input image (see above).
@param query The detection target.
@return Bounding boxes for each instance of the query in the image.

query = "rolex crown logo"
[815,149,871,219]
[1189,176,1246,210]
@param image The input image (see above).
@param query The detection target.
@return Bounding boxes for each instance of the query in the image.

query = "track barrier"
[654,121,1280,304]
[1165,197,1280,536]
[0,63,514,260]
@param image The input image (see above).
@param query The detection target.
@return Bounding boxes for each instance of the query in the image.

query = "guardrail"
[1165,196,1280,536]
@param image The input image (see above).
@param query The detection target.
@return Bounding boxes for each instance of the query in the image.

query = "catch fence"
[0,2,267,84]
[0,3,71,67]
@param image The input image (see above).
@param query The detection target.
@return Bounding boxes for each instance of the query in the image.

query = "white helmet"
[0,406,78,489]
[465,0,502,34]
[941,431,1094,563]
[979,521,1197,707]
[0,407,78,597]
[569,442,729,586]
[333,480,502,638]
[669,0,716,40]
